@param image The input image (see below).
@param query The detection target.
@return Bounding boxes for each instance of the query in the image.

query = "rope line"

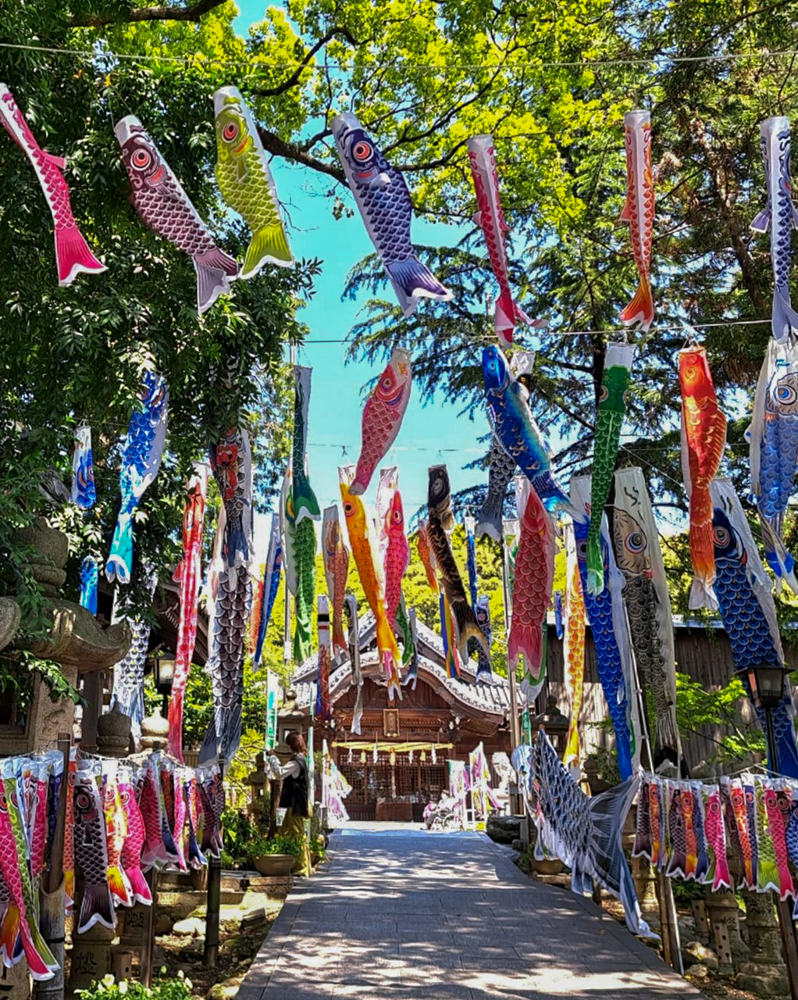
[5,40,798,72]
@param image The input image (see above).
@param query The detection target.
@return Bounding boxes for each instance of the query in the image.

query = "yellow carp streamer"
[562,519,587,771]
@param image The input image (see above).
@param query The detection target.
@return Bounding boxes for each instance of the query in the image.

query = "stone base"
[486,814,522,845]
[736,964,790,997]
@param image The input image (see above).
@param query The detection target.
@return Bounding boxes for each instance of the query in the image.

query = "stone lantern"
[535,694,569,758]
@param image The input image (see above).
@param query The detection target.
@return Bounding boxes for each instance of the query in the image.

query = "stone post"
[736,891,790,997]
[705,889,748,976]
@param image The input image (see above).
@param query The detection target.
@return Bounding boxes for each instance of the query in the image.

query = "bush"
[76,974,193,1000]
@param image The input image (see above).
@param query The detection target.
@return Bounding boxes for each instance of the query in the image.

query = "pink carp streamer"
[0,84,106,286]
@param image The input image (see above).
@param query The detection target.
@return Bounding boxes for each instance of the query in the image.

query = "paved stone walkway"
[237,826,703,1000]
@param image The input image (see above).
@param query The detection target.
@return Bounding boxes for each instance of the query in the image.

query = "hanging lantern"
[348,747,353,764]
[360,750,366,764]
[409,750,414,764]
[390,750,396,766]
[432,747,437,764]
[420,750,426,762]
[373,739,378,763]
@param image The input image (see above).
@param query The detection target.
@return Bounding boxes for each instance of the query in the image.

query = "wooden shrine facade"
[281,612,524,822]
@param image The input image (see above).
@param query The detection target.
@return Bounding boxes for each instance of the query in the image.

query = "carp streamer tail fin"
[106,512,133,584]
[494,293,532,347]
[0,905,20,967]
[619,274,654,331]
[194,247,238,315]
[167,687,185,763]
[77,884,115,936]
[508,620,543,675]
[126,867,153,905]
[772,290,798,341]
[688,489,717,610]
[54,224,106,287]
[107,865,133,908]
[386,256,452,317]
[241,223,293,279]
[450,597,489,659]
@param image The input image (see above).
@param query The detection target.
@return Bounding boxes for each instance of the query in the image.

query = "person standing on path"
[268,730,312,877]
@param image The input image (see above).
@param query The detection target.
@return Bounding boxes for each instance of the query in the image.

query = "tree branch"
[257,126,346,184]
[250,26,357,99]
[70,0,227,28]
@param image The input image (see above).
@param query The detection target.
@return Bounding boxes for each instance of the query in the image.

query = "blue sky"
[231,2,486,528]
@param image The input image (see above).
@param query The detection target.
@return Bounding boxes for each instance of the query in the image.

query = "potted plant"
[250,832,302,876]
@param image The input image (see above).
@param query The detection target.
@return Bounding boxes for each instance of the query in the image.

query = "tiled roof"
[290,609,524,718]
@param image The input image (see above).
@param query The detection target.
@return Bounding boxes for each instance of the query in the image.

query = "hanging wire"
[6,39,798,72]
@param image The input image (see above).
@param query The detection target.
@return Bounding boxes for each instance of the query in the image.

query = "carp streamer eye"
[599,386,609,402]
[223,121,239,142]
[625,531,646,553]
[777,382,798,405]
[353,141,372,161]
[132,148,151,170]
[344,502,354,517]
[713,526,730,547]
[392,509,402,523]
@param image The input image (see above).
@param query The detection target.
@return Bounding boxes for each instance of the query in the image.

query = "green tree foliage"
[0,5,318,669]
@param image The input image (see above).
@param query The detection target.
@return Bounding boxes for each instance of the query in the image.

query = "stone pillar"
[736,891,790,997]
[706,889,748,976]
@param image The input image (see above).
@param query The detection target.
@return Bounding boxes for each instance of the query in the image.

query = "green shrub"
[76,973,193,1000]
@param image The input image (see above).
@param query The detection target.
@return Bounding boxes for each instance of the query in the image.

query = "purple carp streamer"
[513,733,653,939]
[332,113,452,316]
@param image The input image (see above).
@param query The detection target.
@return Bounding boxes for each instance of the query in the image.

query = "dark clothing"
[279,754,309,818]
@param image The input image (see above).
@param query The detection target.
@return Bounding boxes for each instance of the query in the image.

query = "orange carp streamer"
[679,345,727,610]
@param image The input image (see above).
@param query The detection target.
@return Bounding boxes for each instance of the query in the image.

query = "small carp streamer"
[71,424,96,509]
[340,466,402,699]
[561,519,586,772]
[350,348,412,496]
[508,477,554,678]
[213,86,293,278]
[440,592,461,678]
[572,475,640,781]
[416,521,438,591]
[586,341,635,596]
[254,515,283,667]
[209,427,252,569]
[280,468,310,663]
[464,513,479,608]
[680,344,727,610]
[513,734,654,939]
[474,595,493,683]
[612,467,679,757]
[79,555,99,615]
[291,366,321,524]
[315,597,333,722]
[482,346,575,514]
[109,572,157,742]
[427,465,488,662]
[106,372,168,585]
[467,134,536,346]
[115,115,238,314]
[167,466,208,761]
[619,110,655,330]
[322,505,350,659]
[751,117,798,340]
[710,478,798,778]
[332,112,452,316]
[383,482,410,642]
[748,336,798,591]
[477,437,516,541]
[0,84,106,286]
